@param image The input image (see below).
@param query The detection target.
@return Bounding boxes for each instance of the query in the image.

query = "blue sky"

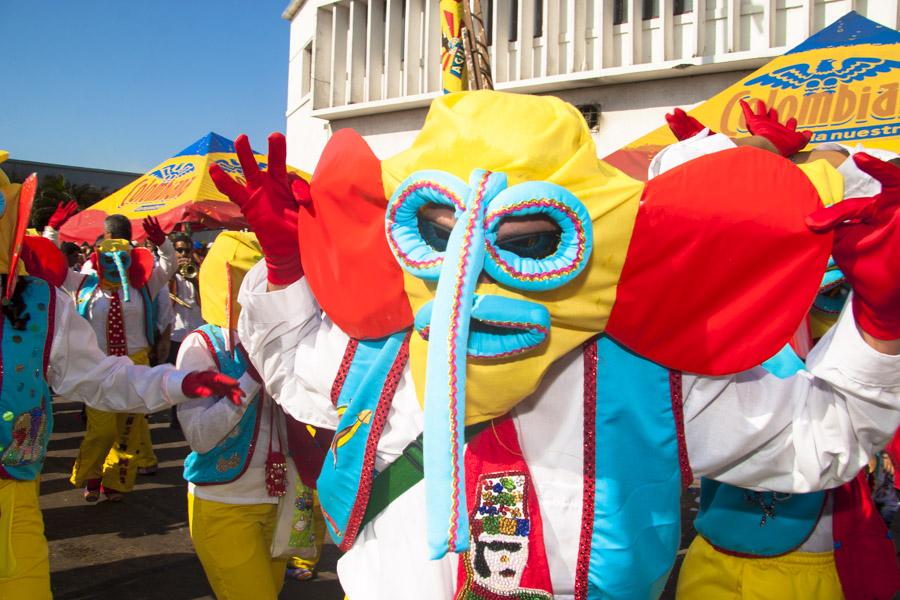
[1,1,289,173]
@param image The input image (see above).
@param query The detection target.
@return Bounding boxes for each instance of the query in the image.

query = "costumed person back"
[177,231,321,600]
[214,91,900,599]
[0,157,243,599]
[660,104,900,600]
[44,212,174,501]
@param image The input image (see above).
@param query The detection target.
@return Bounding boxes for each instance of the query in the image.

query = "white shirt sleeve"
[42,226,59,247]
[647,129,738,179]
[237,262,339,429]
[148,240,177,296]
[175,331,259,454]
[155,285,174,333]
[46,288,189,412]
[685,298,900,492]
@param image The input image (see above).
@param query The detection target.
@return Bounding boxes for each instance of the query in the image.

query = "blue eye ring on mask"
[482,181,593,292]
[386,170,468,281]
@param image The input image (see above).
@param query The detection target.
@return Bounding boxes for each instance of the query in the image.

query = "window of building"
[485,0,493,46]
[613,0,626,25]
[301,41,312,98]
[642,0,659,19]
[674,0,692,14]
[534,0,543,37]
[509,1,518,42]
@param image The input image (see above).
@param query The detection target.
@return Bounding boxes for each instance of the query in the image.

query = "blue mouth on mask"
[414,295,550,359]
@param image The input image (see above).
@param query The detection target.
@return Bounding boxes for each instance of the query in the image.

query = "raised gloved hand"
[47,200,79,230]
[665,108,711,141]
[209,133,307,285]
[740,99,812,157]
[142,216,166,246]
[806,153,900,340]
[181,370,245,405]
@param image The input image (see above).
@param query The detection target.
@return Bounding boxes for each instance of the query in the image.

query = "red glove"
[181,371,245,405]
[209,133,306,285]
[740,99,812,157]
[806,153,900,340]
[142,216,166,245]
[665,108,711,141]
[47,200,79,230]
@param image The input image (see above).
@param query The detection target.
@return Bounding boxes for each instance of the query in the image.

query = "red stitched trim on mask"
[669,370,692,488]
[574,338,598,600]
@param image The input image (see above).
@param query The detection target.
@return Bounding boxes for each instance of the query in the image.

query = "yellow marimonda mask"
[0,160,24,276]
[199,231,263,331]
[382,91,643,426]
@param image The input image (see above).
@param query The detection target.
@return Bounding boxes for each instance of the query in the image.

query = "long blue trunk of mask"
[423,169,506,559]
[112,252,130,302]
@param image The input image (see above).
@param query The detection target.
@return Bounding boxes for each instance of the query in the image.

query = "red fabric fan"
[299,129,413,339]
[606,147,832,375]
[21,236,68,287]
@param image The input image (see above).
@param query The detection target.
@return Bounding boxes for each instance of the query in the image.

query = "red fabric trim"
[194,329,222,372]
[337,333,410,551]
[43,287,56,378]
[574,338,598,600]
[330,338,359,407]
[606,147,831,375]
[833,471,900,600]
[668,370,692,488]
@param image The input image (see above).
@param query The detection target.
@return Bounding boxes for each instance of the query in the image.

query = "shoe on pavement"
[101,486,125,502]
[83,480,101,503]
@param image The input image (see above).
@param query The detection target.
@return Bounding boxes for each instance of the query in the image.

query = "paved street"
[40,398,698,599]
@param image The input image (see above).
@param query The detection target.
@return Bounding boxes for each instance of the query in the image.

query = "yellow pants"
[287,491,326,572]
[70,349,157,491]
[0,480,50,600]
[187,493,287,600]
[677,536,844,600]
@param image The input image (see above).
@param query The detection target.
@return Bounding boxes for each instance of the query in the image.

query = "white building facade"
[282,0,900,171]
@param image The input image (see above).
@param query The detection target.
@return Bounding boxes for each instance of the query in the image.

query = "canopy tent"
[59,132,301,243]
[604,11,900,181]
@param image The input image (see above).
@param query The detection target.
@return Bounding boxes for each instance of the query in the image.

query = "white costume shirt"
[238,261,900,600]
[176,330,279,505]
[45,285,189,412]
[169,273,205,344]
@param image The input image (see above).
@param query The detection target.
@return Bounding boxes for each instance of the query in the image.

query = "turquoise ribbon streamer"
[423,169,506,558]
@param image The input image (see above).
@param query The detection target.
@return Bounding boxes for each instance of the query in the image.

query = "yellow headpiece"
[382,91,644,425]
[199,231,263,330]
[0,155,23,275]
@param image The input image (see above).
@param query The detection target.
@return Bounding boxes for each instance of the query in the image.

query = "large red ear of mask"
[21,236,67,287]
[298,129,413,339]
[606,147,832,375]
[128,247,156,288]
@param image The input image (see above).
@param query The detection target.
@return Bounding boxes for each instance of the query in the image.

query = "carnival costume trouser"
[187,493,287,600]
[0,479,51,599]
[676,536,843,599]
[70,349,157,492]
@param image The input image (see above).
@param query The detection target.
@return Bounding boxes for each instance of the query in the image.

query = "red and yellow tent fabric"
[604,11,900,181]
[60,133,306,243]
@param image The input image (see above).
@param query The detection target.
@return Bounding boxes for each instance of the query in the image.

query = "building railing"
[298,0,898,117]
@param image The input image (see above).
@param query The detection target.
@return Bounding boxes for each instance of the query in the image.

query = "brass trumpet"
[179,262,199,280]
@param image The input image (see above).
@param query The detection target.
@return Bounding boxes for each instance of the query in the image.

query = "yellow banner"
[605,12,900,180]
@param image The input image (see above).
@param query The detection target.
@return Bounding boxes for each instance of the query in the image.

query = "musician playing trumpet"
[169,233,206,363]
